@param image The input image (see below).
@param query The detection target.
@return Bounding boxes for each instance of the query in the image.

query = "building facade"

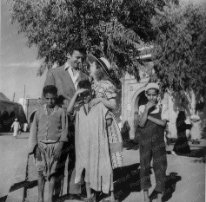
[19,98,42,124]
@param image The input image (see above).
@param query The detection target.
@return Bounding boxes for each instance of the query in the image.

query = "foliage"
[11,0,206,98]
[151,2,206,100]
[10,0,165,79]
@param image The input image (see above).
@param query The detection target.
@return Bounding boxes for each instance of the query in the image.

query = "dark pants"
[140,137,167,192]
[139,114,167,193]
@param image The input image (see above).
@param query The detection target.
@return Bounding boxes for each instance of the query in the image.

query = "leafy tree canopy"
[10,0,165,79]
[151,2,206,100]
[10,0,206,101]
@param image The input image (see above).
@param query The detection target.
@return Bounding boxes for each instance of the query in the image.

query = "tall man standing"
[44,44,88,197]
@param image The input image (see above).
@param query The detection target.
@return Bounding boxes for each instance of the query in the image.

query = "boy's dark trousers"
[139,112,167,193]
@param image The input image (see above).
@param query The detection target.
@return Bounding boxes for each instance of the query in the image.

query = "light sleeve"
[138,105,145,115]
[105,82,117,99]
[161,104,169,121]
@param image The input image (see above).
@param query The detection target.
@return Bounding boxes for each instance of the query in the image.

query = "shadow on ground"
[9,180,37,192]
[5,164,182,202]
[162,172,182,202]
[56,163,141,202]
[113,163,141,201]
[113,165,181,202]
[6,154,183,202]
[167,147,206,160]
[149,172,181,202]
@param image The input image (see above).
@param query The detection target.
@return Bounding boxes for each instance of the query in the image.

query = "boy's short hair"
[145,83,160,93]
[43,85,58,97]
[77,80,92,101]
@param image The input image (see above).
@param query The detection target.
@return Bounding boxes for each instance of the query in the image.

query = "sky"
[0,0,46,101]
[0,0,205,102]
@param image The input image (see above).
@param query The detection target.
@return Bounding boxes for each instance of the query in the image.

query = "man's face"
[145,89,158,103]
[67,50,84,70]
[45,93,56,108]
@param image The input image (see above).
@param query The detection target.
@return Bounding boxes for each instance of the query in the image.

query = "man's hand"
[76,88,88,96]
[34,146,42,161]
[54,142,64,160]
[89,98,102,108]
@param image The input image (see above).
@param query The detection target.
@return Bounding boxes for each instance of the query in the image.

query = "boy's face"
[83,92,92,104]
[45,93,56,108]
[77,87,91,104]
[145,89,159,103]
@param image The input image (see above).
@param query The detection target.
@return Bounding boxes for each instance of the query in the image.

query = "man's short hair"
[43,85,58,97]
[67,43,87,56]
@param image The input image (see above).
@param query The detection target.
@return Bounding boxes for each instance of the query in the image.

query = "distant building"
[0,93,27,132]
[18,98,42,124]
[121,46,191,139]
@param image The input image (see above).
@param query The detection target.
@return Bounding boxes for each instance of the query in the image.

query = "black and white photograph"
[0,0,206,201]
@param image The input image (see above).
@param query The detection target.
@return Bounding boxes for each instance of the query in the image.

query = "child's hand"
[145,101,156,111]
[54,142,64,160]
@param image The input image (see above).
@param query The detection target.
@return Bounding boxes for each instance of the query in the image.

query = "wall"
[25,98,42,123]
[121,72,149,138]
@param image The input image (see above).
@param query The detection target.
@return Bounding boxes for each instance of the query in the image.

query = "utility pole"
[12,92,15,102]
[23,84,26,99]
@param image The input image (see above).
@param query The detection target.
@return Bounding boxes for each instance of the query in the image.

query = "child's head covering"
[190,114,200,121]
[145,82,160,92]
[87,54,120,86]
[87,54,112,79]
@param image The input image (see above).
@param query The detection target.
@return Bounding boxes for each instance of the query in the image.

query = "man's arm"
[44,70,55,87]
[67,89,88,114]
[91,98,116,110]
